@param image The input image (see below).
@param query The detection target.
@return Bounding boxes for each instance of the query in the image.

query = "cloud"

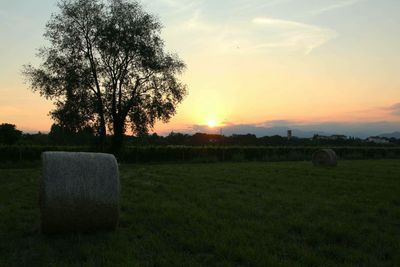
[182,9,214,32]
[252,17,313,28]
[144,0,339,54]
[309,0,366,15]
[292,121,400,138]
[385,103,400,116]
[250,17,337,53]
[143,0,200,17]
[172,13,337,54]
[229,0,293,14]
[178,119,400,138]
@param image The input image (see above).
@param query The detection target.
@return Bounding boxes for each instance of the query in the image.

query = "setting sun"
[207,119,217,128]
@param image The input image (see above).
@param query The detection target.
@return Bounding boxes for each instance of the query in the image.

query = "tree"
[0,123,22,145]
[24,0,187,153]
[49,123,95,145]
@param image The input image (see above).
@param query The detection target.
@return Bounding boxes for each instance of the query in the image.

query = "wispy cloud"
[170,13,337,54]
[145,0,341,54]
[332,102,400,122]
[143,0,200,17]
[230,0,293,14]
[250,17,337,53]
[309,0,366,15]
[252,17,314,28]
[182,9,214,32]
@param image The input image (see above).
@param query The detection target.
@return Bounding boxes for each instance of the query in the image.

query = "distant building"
[366,137,390,144]
[287,130,292,140]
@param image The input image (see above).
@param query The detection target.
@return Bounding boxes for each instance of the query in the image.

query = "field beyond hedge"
[1,160,400,266]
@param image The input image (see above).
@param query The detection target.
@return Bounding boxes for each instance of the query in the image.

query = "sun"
[207,119,217,128]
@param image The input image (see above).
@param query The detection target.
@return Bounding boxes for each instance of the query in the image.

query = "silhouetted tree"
[228,134,257,146]
[24,0,187,153]
[166,132,190,145]
[49,123,95,145]
[0,123,22,145]
[51,91,94,135]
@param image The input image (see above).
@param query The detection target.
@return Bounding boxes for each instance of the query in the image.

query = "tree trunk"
[97,99,107,151]
[111,118,125,156]
[99,112,107,150]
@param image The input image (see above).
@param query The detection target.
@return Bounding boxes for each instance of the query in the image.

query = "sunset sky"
[1,0,399,136]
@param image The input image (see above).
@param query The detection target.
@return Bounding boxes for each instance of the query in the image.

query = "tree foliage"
[24,0,187,151]
[0,123,22,145]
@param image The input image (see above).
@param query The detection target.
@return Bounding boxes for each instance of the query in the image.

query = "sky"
[1,0,400,136]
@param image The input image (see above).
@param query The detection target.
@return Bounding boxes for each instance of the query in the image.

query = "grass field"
[1,160,399,266]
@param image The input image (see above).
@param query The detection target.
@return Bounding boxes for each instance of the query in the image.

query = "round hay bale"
[312,149,337,167]
[40,152,120,234]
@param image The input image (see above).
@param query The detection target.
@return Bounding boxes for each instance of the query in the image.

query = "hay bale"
[312,149,337,167]
[40,152,120,234]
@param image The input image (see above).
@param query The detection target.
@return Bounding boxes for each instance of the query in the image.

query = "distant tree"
[258,135,288,146]
[147,133,166,145]
[0,123,22,145]
[189,133,225,146]
[166,132,190,145]
[228,134,257,146]
[24,0,187,153]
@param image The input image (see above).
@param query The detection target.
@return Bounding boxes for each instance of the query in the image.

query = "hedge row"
[1,145,400,163]
[0,146,91,162]
[121,146,400,163]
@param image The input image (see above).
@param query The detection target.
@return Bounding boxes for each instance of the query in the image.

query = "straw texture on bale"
[40,152,120,234]
[312,149,338,167]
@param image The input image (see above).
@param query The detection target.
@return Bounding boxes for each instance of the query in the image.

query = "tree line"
[2,123,399,147]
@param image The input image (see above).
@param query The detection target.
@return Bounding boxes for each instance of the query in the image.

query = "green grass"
[1,160,399,266]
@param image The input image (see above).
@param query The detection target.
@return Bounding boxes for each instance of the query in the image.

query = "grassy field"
[1,160,399,266]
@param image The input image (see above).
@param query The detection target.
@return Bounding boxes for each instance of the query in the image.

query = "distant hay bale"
[40,152,120,234]
[312,149,338,167]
